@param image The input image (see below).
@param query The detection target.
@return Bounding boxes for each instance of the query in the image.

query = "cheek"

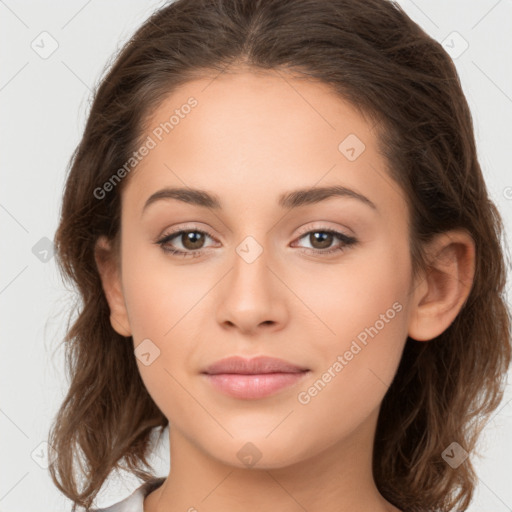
[120,229,207,340]
[291,236,411,415]
[118,240,203,422]
[118,230,220,407]
[298,232,412,355]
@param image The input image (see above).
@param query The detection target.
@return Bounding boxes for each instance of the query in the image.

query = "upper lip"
[202,356,309,375]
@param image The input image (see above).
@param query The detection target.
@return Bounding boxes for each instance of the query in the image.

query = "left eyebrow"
[141,184,378,216]
[278,185,377,211]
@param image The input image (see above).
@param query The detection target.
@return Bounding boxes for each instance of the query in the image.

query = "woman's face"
[112,69,417,468]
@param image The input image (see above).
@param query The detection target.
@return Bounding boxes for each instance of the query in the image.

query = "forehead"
[123,69,405,220]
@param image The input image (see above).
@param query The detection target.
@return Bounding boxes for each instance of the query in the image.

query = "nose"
[216,245,289,336]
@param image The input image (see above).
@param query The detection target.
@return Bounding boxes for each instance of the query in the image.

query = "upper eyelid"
[160,219,354,237]
[294,223,352,238]
[159,226,217,242]
[160,224,351,237]
[158,225,355,246]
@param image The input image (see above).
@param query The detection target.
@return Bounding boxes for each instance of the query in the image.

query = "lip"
[203,355,309,375]
[202,356,310,400]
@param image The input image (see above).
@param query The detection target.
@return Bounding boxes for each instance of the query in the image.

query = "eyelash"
[155,226,357,258]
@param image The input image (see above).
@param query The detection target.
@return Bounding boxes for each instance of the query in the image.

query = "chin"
[202,433,313,470]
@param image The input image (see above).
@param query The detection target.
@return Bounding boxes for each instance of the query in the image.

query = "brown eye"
[294,228,357,256]
[180,231,206,250]
[308,231,334,250]
[156,228,216,257]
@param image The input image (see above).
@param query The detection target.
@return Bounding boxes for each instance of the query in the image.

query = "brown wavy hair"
[48,0,512,510]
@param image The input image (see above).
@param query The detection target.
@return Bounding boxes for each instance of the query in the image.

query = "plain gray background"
[1,1,511,510]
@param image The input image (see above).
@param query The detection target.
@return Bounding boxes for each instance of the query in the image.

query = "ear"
[94,235,132,337]
[408,229,475,342]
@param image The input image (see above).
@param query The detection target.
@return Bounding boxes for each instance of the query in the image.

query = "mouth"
[201,356,310,400]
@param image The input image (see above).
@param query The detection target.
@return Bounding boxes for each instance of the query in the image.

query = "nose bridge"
[216,231,287,332]
[230,233,274,302]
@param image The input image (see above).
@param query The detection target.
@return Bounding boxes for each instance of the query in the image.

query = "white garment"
[90,478,166,512]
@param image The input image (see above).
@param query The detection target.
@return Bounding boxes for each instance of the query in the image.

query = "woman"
[48,0,511,511]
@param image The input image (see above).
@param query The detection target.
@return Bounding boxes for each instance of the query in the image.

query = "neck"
[144,408,401,512]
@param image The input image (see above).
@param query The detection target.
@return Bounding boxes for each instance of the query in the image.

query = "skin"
[95,68,475,512]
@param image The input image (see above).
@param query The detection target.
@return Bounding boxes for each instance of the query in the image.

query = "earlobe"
[408,230,475,342]
[94,235,132,337]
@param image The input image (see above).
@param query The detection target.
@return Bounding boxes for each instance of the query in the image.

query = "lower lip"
[203,372,309,399]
